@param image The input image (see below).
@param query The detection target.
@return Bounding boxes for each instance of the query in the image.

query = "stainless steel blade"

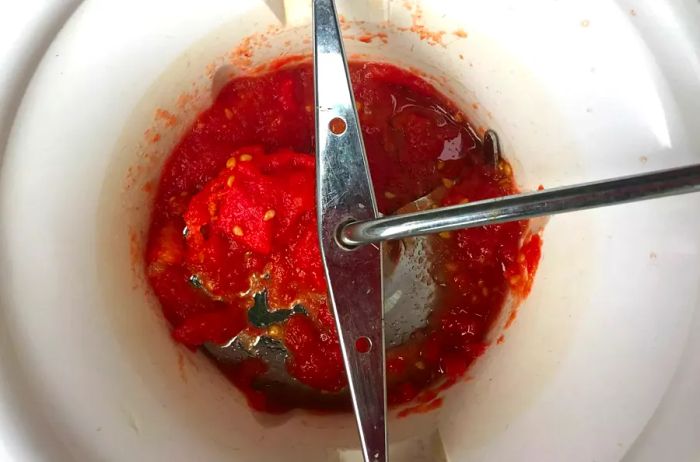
[313,1,387,461]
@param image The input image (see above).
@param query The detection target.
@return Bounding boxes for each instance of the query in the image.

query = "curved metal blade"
[313,1,387,461]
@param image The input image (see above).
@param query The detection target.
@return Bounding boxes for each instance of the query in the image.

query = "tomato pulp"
[146,61,541,413]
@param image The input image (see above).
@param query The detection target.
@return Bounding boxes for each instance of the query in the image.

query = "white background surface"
[0,1,698,461]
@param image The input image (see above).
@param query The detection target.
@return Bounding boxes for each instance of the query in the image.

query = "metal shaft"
[340,164,700,246]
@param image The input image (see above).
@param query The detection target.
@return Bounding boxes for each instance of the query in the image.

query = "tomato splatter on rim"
[145,61,542,414]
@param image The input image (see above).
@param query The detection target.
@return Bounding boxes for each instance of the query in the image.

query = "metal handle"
[313,1,387,461]
[340,164,700,246]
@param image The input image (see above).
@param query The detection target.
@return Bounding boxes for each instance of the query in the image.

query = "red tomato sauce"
[146,61,541,413]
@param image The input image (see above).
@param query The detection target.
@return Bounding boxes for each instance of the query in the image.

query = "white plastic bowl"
[1,0,699,461]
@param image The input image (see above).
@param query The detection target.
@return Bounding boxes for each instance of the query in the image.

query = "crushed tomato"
[146,61,542,413]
